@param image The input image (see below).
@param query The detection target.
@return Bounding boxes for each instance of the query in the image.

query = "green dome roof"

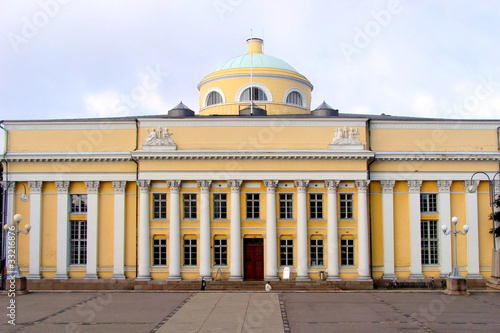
[214,53,298,73]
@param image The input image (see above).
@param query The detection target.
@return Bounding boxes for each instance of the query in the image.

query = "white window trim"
[235,83,273,102]
[283,88,306,107]
[203,87,226,107]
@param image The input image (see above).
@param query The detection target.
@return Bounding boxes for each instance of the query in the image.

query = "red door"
[244,238,264,280]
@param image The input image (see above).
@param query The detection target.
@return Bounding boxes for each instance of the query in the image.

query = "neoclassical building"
[1,38,499,288]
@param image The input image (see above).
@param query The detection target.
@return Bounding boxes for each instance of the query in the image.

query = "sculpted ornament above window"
[144,127,177,150]
[329,126,364,150]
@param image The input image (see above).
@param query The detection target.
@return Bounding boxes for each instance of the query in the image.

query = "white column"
[355,180,371,280]
[136,180,151,281]
[408,180,424,279]
[495,182,500,251]
[84,181,99,279]
[464,180,482,279]
[167,180,181,281]
[3,182,15,232]
[27,181,43,279]
[54,181,70,279]
[264,180,279,280]
[198,180,212,280]
[295,180,310,280]
[381,180,396,279]
[437,180,453,277]
[228,180,243,281]
[111,181,126,279]
[325,180,340,281]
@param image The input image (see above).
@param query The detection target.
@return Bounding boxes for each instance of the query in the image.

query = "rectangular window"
[420,194,438,213]
[421,220,439,265]
[246,193,260,219]
[309,194,323,219]
[71,194,87,213]
[280,239,294,266]
[279,194,293,219]
[213,194,227,219]
[213,239,227,266]
[340,194,353,219]
[183,239,197,266]
[310,239,324,266]
[153,194,167,219]
[341,239,354,266]
[70,220,87,265]
[183,193,197,219]
[153,238,167,266]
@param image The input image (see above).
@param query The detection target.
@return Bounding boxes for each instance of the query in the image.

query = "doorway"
[243,238,264,280]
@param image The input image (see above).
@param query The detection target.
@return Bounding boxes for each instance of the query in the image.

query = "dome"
[213,38,298,73]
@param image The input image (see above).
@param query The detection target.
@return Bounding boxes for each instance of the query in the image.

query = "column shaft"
[264,180,279,280]
[198,180,212,280]
[136,180,151,281]
[111,181,126,279]
[27,181,43,279]
[84,181,99,279]
[55,181,70,279]
[438,180,452,277]
[228,180,243,281]
[356,180,371,280]
[408,180,424,279]
[381,180,396,279]
[325,180,340,280]
[167,180,181,280]
[465,180,482,278]
[295,180,310,280]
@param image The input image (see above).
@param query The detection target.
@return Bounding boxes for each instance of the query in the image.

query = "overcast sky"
[1,0,499,135]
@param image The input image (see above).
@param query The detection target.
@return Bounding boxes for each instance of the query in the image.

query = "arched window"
[206,91,223,106]
[240,87,268,101]
[286,91,303,106]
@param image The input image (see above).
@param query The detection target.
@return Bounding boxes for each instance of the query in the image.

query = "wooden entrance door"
[244,238,264,280]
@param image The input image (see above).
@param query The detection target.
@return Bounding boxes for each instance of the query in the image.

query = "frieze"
[143,127,177,150]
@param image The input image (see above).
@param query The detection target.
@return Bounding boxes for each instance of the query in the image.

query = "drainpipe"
[133,119,139,278]
[365,118,375,281]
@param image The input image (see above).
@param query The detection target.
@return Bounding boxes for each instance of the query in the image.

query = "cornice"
[132,150,375,161]
[2,120,136,130]
[371,121,500,130]
[138,118,368,127]
[4,152,133,163]
[375,151,500,162]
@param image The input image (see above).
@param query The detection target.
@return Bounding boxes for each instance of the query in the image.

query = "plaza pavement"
[1,290,499,332]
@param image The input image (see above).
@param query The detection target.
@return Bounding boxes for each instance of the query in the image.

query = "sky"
[1,0,500,137]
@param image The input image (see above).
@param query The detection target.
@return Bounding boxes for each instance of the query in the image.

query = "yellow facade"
[1,38,499,289]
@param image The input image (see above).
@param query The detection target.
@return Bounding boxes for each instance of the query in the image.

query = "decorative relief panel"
[329,126,364,150]
[143,127,176,150]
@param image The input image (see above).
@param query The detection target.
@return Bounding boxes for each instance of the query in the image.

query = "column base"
[409,274,425,279]
[228,276,243,281]
[27,274,42,280]
[111,274,126,280]
[166,275,182,281]
[295,276,311,281]
[135,276,151,281]
[465,273,483,279]
[53,274,69,280]
[357,275,372,281]
[84,273,99,280]
[382,273,397,279]
[265,276,280,281]
[327,275,341,281]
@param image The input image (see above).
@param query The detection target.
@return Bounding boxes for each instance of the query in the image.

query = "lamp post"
[441,217,469,279]
[3,214,31,279]
[468,171,500,250]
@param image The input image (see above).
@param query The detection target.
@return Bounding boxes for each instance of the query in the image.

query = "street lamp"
[468,171,500,250]
[442,216,469,279]
[3,214,31,278]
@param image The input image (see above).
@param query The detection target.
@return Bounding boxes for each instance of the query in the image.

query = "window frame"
[309,193,323,219]
[420,193,438,213]
[246,193,260,219]
[421,220,439,265]
[213,238,228,266]
[240,87,268,101]
[153,238,167,266]
[153,193,167,219]
[285,91,303,106]
[206,91,223,106]
[340,238,354,266]
[279,193,293,219]
[280,239,294,266]
[183,238,198,266]
[213,193,228,220]
[183,193,197,219]
[70,220,87,265]
[70,194,87,214]
[310,238,324,266]
[339,193,354,219]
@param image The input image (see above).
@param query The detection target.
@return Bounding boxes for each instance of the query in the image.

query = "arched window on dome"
[206,91,223,106]
[240,87,268,101]
[286,91,303,106]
